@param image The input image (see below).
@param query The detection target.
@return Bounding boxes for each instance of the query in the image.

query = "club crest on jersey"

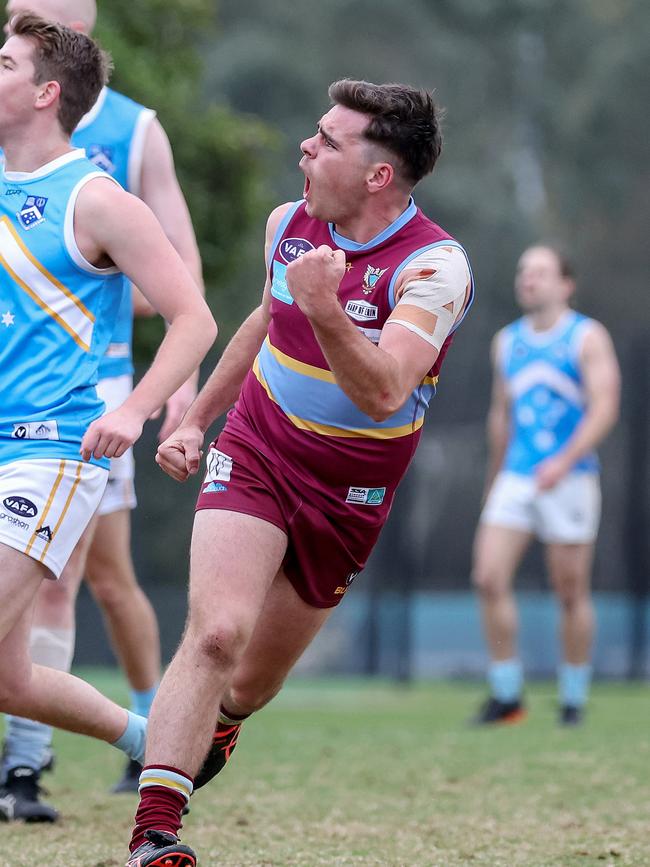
[17,195,47,230]
[362,265,388,294]
[279,238,315,263]
[87,144,116,175]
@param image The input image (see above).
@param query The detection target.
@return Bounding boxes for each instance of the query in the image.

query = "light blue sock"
[558,663,591,708]
[112,711,147,765]
[130,685,157,719]
[1,715,52,780]
[488,659,524,703]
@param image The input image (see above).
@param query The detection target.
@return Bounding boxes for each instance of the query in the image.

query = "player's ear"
[366,161,394,194]
[34,79,60,112]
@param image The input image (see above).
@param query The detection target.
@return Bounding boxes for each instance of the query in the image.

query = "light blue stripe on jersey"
[0,151,123,468]
[73,88,155,379]
[257,339,434,436]
[502,311,598,475]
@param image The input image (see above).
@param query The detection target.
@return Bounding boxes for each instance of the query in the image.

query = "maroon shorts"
[195,430,383,608]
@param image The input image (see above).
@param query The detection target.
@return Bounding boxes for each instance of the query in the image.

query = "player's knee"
[472,562,507,599]
[554,577,589,609]
[0,666,30,710]
[186,620,248,672]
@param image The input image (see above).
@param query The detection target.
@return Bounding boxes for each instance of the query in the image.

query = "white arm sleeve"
[385,246,470,350]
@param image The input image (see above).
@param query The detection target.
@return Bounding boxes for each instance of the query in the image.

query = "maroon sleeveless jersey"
[224,199,473,525]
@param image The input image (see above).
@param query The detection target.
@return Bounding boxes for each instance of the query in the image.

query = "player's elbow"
[368,390,405,423]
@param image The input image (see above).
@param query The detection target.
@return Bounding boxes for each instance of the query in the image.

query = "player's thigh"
[545,542,594,603]
[85,508,133,589]
[472,523,531,593]
[0,542,47,643]
[187,509,289,643]
[228,569,332,703]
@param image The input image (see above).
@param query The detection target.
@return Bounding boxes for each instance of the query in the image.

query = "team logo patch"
[345,300,379,322]
[204,448,233,483]
[17,195,48,230]
[362,265,388,294]
[345,486,386,506]
[3,495,38,519]
[203,482,228,494]
[36,525,53,542]
[279,237,315,263]
[87,144,116,175]
[11,421,59,441]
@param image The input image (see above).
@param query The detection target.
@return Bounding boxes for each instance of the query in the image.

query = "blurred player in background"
[123,79,474,866]
[472,245,620,726]
[0,10,215,820]
[0,0,205,822]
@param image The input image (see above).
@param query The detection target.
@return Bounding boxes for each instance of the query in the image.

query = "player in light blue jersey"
[1,0,205,816]
[472,245,620,726]
[0,11,215,829]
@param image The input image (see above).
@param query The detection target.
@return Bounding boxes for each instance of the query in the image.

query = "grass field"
[1,671,649,866]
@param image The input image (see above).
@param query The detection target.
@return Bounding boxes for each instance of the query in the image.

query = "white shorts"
[96,375,137,516]
[480,471,601,544]
[0,458,108,578]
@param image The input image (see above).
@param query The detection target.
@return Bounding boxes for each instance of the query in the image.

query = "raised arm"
[536,321,620,490]
[155,203,292,481]
[73,178,217,461]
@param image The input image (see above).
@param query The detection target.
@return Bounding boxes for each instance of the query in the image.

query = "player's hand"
[156,424,205,482]
[80,407,145,461]
[285,245,346,322]
[158,378,198,443]
[535,453,572,491]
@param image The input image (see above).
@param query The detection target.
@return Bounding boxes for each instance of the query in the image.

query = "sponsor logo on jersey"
[345,486,386,506]
[362,265,388,294]
[36,525,53,542]
[203,482,228,494]
[11,421,60,441]
[87,144,116,175]
[279,238,315,263]
[270,261,294,305]
[17,195,48,230]
[4,188,22,197]
[3,495,38,519]
[204,448,233,483]
[345,300,379,322]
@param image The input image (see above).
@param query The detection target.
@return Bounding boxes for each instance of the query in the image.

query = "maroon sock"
[129,765,193,853]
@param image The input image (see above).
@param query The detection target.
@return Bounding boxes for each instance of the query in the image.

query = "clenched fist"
[285,245,346,322]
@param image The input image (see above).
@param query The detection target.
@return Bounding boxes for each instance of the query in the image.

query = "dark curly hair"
[328,79,443,186]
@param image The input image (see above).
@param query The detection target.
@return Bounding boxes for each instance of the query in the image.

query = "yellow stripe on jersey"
[0,216,95,351]
[24,460,66,556]
[252,354,426,439]
[39,461,83,564]
[264,336,336,383]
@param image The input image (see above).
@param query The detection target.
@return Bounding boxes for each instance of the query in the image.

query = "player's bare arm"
[536,322,620,490]
[286,244,466,421]
[156,203,292,482]
[73,178,217,460]
[139,118,207,441]
[483,331,512,497]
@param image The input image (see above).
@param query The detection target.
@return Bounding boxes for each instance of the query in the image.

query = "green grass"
[1,672,649,866]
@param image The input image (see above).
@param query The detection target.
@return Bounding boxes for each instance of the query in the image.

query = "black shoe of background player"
[559,704,584,726]
[111,758,143,794]
[125,829,197,867]
[194,719,243,790]
[471,696,527,726]
[0,766,59,822]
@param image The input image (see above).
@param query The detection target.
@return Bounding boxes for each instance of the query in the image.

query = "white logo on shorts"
[346,486,386,506]
[204,448,233,483]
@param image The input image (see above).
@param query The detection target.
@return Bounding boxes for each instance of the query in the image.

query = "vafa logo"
[279,238,315,263]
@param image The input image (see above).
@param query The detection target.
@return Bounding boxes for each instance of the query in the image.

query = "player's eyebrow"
[317,122,341,149]
[0,51,16,67]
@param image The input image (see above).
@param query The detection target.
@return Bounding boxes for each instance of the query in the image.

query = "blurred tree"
[95,0,277,352]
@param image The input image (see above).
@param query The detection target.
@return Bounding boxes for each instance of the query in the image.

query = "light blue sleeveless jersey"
[0,150,124,469]
[500,311,598,475]
[72,88,156,380]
